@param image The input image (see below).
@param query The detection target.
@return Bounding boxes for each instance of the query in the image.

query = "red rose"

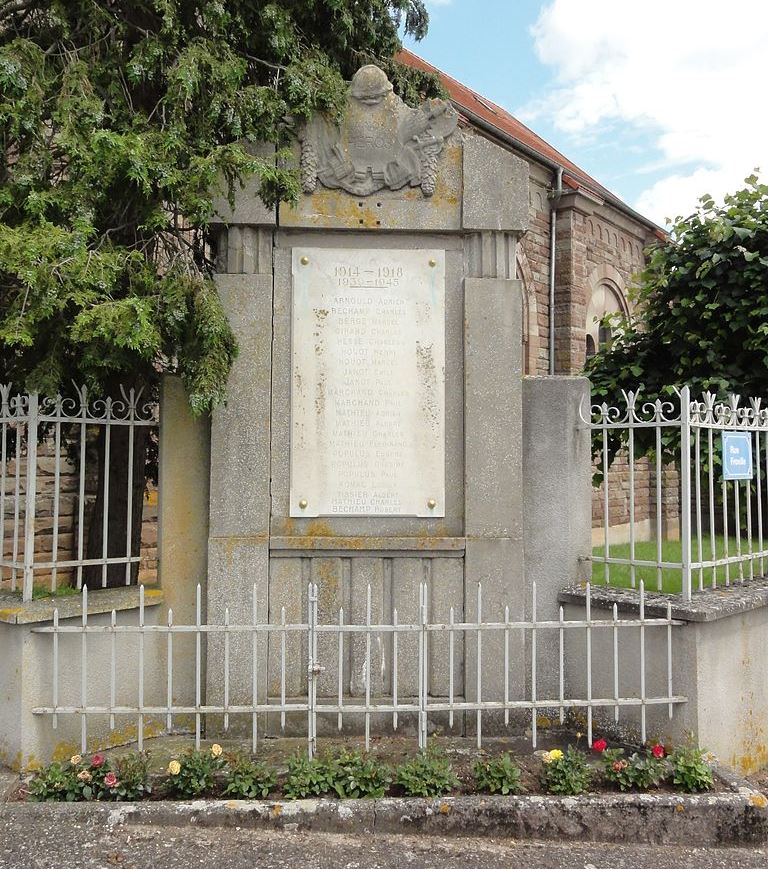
[91,754,105,768]
[651,744,665,759]
[104,772,118,788]
[592,739,607,753]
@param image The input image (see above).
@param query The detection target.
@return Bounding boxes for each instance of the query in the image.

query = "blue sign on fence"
[722,431,753,480]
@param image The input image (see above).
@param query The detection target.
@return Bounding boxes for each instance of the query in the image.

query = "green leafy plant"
[473,753,523,795]
[165,744,225,798]
[599,746,668,791]
[0,1,441,410]
[395,746,459,798]
[28,761,82,802]
[541,747,593,796]
[28,752,115,802]
[283,752,336,800]
[223,754,277,800]
[109,752,153,801]
[600,748,633,791]
[328,749,391,799]
[671,744,714,793]
[586,174,768,477]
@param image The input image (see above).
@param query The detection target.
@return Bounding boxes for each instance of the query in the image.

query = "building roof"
[398,49,663,236]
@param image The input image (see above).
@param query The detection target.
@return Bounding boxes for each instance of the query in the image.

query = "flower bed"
[22,736,718,803]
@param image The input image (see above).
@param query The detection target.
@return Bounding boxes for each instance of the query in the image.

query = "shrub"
[165,744,225,798]
[599,747,668,791]
[28,752,118,802]
[628,745,669,790]
[223,754,277,799]
[328,749,391,799]
[671,744,714,793]
[395,746,459,798]
[541,747,592,796]
[283,752,336,800]
[28,760,82,802]
[110,752,152,801]
[473,753,523,795]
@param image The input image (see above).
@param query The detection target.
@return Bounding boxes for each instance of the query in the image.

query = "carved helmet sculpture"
[349,65,394,105]
[299,65,458,197]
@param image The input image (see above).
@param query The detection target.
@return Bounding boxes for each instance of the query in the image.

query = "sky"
[404,0,768,227]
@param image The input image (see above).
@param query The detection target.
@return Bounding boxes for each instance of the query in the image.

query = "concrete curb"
[3,778,766,846]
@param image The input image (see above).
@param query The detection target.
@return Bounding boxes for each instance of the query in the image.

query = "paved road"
[0,814,765,869]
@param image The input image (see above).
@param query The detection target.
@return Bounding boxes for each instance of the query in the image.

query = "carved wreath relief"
[299,65,458,198]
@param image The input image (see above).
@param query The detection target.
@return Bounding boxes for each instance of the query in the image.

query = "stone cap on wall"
[0,585,163,625]
[559,578,768,623]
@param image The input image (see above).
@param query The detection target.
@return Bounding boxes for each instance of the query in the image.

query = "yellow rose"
[548,749,564,762]
[77,770,92,782]
[70,754,82,766]
[210,743,223,758]
[168,760,181,776]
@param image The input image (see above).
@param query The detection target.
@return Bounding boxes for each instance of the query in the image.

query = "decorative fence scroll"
[584,385,768,600]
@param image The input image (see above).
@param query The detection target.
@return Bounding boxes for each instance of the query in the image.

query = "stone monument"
[207,64,530,731]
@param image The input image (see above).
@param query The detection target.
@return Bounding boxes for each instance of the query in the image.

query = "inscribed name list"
[290,247,445,517]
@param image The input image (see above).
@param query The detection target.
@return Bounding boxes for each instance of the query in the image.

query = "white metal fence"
[585,386,768,601]
[32,580,685,756]
[0,384,158,601]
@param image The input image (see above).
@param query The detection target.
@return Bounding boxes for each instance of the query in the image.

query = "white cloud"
[525,0,768,224]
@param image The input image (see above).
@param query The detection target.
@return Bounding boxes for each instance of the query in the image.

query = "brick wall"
[518,179,553,375]
[1,439,158,591]
[591,455,680,540]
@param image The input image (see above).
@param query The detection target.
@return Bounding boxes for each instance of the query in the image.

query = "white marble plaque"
[290,247,445,517]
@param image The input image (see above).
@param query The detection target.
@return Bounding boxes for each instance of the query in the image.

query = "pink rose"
[91,754,105,768]
[104,771,118,788]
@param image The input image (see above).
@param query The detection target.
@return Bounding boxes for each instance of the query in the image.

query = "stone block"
[209,143,276,226]
[206,536,270,737]
[157,377,210,704]
[522,376,591,699]
[464,277,523,539]
[462,133,529,232]
[0,595,165,770]
[209,274,273,539]
[464,537,526,716]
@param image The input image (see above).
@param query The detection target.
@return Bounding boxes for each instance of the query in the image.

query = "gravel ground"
[0,814,765,869]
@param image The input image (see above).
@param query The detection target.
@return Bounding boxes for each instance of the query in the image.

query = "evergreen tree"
[0,0,439,584]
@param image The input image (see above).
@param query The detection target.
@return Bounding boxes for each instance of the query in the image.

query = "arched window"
[585,274,628,366]
[585,333,597,360]
[515,249,539,375]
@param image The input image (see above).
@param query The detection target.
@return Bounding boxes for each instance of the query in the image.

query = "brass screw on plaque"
[300,256,309,265]
[428,258,437,267]
[299,499,308,509]
[427,498,436,509]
